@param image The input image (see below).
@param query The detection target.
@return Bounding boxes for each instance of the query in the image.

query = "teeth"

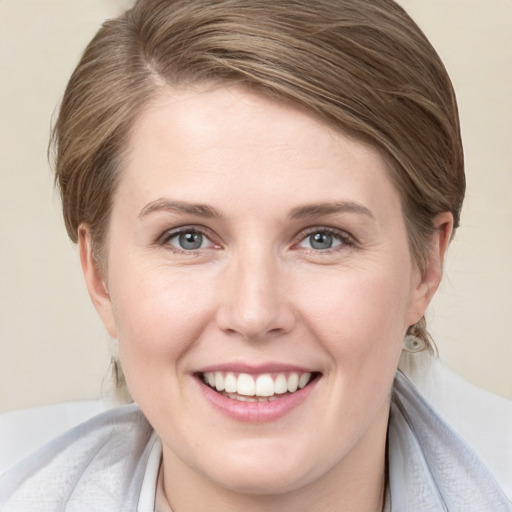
[298,372,312,389]
[215,372,225,392]
[274,374,288,394]
[223,393,280,403]
[224,372,237,393]
[287,373,299,393]
[255,374,274,396]
[203,371,314,398]
[237,373,256,396]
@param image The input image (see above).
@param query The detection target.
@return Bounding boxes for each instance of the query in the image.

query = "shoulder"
[389,368,512,511]
[0,403,155,512]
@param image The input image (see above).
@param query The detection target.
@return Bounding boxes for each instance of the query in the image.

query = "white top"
[137,436,162,512]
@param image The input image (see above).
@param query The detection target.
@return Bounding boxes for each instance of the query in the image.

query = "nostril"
[216,306,297,341]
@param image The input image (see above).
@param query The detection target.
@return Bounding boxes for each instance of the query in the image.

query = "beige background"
[0,0,511,414]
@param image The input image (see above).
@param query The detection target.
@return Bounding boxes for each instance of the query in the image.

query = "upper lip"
[196,362,318,375]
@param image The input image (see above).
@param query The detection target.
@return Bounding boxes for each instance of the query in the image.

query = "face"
[82,85,443,501]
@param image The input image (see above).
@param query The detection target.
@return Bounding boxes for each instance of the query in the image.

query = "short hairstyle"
[52,0,465,363]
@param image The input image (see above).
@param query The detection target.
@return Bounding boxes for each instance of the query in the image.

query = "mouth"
[197,370,321,403]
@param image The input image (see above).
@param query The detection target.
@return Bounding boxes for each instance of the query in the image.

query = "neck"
[160,479,385,512]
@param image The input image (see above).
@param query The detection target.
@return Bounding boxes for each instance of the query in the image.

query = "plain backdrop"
[1,0,511,413]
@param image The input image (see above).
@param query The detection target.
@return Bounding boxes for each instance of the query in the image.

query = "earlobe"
[78,225,117,339]
[408,212,454,325]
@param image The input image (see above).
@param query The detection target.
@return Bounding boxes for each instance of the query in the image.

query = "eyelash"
[157,226,218,254]
[293,227,355,253]
[156,225,355,254]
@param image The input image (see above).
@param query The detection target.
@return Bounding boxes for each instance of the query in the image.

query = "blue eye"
[166,230,210,250]
[309,232,335,250]
[298,230,346,251]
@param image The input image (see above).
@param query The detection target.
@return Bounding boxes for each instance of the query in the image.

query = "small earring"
[403,334,426,353]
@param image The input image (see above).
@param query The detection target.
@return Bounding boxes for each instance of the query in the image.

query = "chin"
[195,443,322,496]
[212,467,310,496]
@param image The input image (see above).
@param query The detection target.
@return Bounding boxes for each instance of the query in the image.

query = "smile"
[199,371,317,402]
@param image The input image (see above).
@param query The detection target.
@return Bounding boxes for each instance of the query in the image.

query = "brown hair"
[52,0,464,365]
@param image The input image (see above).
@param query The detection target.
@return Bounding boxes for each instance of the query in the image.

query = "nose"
[215,247,296,341]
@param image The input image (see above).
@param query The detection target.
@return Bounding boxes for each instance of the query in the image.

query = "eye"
[175,231,206,250]
[296,229,350,251]
[161,228,215,251]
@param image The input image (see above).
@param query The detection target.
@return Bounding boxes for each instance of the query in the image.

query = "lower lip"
[196,377,319,423]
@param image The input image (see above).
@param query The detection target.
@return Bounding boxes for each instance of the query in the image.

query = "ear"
[407,212,454,326]
[78,225,117,339]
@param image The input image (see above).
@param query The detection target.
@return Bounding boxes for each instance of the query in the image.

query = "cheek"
[298,266,411,362]
[295,268,411,434]
[107,264,217,388]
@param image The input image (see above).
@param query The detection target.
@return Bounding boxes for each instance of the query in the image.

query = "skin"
[80,85,453,512]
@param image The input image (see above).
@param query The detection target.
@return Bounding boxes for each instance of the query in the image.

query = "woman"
[0,0,510,510]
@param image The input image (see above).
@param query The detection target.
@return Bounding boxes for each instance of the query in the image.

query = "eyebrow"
[288,201,375,220]
[138,199,223,219]
[138,198,373,221]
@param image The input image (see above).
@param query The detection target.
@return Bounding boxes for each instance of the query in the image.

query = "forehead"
[116,84,401,220]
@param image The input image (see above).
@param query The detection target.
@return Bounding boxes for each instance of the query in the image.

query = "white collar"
[137,434,162,512]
